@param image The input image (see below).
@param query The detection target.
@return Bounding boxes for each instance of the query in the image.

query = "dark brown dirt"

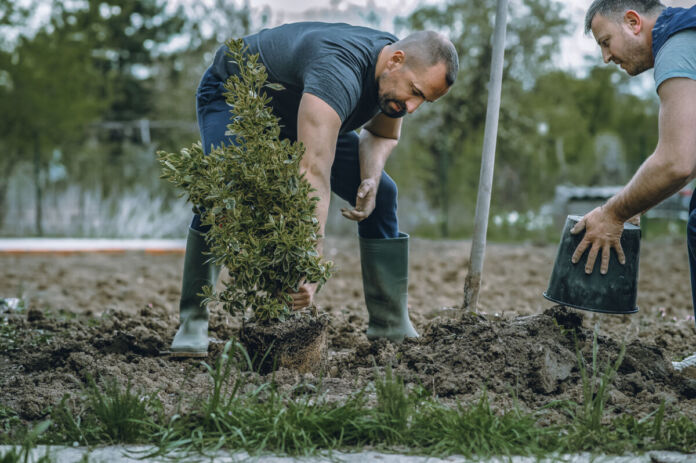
[239,311,329,374]
[1,236,695,425]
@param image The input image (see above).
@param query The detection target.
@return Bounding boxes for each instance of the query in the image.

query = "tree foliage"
[388,0,658,237]
[0,0,107,233]
[47,0,186,121]
[390,0,570,236]
[158,40,333,321]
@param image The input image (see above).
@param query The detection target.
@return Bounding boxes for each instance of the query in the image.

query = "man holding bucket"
[577,0,696,373]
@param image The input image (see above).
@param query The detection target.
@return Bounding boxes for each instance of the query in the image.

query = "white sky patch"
[239,0,602,73]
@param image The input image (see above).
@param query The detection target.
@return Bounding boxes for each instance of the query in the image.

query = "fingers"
[291,297,311,310]
[569,208,627,275]
[571,239,589,265]
[614,242,626,266]
[573,240,625,275]
[288,283,316,310]
[585,244,599,274]
[357,182,371,199]
[570,218,586,235]
[341,207,368,222]
[289,290,310,310]
[600,244,610,275]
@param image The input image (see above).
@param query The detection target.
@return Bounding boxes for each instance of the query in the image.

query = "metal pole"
[462,0,509,312]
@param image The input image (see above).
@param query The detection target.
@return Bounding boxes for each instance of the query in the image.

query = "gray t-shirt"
[654,29,696,91]
[211,22,397,136]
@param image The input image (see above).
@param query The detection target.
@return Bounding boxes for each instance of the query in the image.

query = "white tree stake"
[462,0,509,312]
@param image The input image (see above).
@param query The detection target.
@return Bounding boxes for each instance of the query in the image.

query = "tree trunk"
[462,0,509,312]
[0,154,18,232]
[34,139,44,236]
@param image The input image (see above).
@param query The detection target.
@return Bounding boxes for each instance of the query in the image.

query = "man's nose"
[406,98,423,114]
[602,48,612,64]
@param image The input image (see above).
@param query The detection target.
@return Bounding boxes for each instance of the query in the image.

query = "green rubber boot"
[170,228,220,357]
[359,232,419,342]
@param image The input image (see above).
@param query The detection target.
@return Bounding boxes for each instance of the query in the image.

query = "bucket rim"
[543,292,639,315]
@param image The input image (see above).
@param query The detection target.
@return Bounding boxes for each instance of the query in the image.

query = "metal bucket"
[543,215,641,314]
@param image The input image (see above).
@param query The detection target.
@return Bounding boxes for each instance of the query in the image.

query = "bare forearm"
[359,130,398,181]
[295,93,341,255]
[300,157,331,254]
[606,151,691,222]
[608,78,696,222]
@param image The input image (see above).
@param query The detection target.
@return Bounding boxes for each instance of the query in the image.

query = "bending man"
[577,0,696,372]
[170,22,459,357]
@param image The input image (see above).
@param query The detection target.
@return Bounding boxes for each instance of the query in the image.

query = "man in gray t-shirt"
[169,23,460,357]
[576,1,696,375]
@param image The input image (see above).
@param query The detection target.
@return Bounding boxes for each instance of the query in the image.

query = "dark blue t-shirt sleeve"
[302,59,362,122]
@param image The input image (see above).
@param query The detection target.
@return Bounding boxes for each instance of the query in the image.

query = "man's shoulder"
[263,21,395,39]
[658,28,696,55]
[654,29,696,92]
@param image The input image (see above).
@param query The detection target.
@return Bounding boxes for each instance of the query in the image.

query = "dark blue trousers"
[687,192,696,326]
[191,67,399,239]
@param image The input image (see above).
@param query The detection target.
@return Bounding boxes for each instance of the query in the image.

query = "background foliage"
[0,0,661,239]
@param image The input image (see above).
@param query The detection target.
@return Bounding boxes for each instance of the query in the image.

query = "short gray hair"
[584,0,665,34]
[395,31,459,87]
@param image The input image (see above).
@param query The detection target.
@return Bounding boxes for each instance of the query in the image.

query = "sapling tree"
[158,39,332,322]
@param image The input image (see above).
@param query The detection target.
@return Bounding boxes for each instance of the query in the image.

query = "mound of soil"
[1,237,695,425]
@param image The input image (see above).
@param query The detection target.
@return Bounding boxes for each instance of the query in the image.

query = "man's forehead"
[591,14,615,39]
[416,62,450,99]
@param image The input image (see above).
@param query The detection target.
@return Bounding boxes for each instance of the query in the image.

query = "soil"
[1,236,695,425]
[239,312,329,374]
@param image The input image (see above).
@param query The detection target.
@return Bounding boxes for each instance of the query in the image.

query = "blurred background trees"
[0,0,661,239]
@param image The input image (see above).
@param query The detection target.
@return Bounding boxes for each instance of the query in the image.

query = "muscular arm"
[341,113,402,221]
[297,93,342,253]
[605,78,696,220]
[360,112,402,180]
[572,78,696,274]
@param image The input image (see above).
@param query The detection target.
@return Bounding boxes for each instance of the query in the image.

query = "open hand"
[570,206,626,275]
[341,178,378,222]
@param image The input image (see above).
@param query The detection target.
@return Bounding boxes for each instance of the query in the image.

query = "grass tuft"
[49,376,161,445]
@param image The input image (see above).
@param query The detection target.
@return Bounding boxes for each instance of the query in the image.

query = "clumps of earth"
[2,239,695,425]
[2,302,695,425]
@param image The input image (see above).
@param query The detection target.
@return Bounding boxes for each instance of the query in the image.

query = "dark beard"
[621,41,653,76]
[378,97,407,118]
[376,74,407,118]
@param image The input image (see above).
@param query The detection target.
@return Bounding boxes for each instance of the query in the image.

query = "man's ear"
[387,50,405,70]
[624,10,643,35]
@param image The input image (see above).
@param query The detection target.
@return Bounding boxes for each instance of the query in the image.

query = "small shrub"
[159,39,332,321]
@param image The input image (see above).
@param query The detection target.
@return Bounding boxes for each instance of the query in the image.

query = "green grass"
[0,421,52,463]
[2,336,692,459]
[48,376,163,446]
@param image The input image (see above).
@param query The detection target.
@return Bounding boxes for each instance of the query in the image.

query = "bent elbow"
[669,154,696,182]
[655,143,696,182]
[300,152,331,184]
